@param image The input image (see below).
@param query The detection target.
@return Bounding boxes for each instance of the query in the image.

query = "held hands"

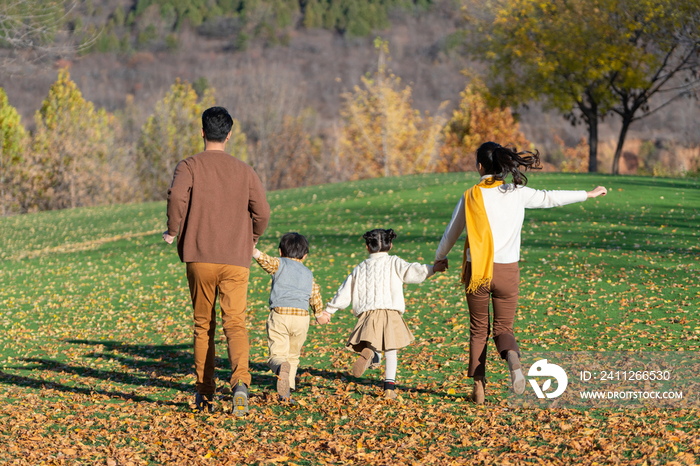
[587,186,608,198]
[162,231,175,244]
[315,311,332,325]
[433,258,449,273]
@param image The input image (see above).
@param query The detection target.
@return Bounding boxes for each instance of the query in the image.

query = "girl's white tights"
[384,349,397,383]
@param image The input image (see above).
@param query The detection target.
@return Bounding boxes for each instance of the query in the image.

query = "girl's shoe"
[384,389,398,400]
[352,348,375,377]
[507,351,525,395]
[370,351,382,368]
[472,377,485,405]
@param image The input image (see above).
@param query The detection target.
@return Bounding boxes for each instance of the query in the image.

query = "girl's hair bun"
[363,228,396,253]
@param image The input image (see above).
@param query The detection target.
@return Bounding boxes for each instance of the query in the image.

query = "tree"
[438,79,530,172]
[0,0,86,74]
[220,63,324,190]
[251,110,320,191]
[468,0,700,174]
[605,1,700,174]
[27,69,126,211]
[0,87,26,215]
[339,37,448,178]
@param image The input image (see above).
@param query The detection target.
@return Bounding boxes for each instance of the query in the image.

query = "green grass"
[1,172,699,464]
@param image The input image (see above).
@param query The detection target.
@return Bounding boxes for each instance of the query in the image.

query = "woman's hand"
[316,311,332,325]
[433,258,449,272]
[587,186,607,198]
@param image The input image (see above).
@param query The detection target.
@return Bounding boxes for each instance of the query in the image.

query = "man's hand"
[587,186,607,198]
[433,258,448,272]
[316,312,332,325]
[163,231,175,244]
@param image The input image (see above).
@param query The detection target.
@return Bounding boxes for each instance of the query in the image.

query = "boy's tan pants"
[186,262,250,396]
[266,311,310,390]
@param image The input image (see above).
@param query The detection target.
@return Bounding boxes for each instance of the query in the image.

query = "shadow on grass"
[0,340,275,406]
[0,339,456,404]
[0,369,188,407]
[297,366,455,398]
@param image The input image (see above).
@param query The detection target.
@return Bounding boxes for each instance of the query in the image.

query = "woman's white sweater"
[325,252,435,317]
[436,177,588,264]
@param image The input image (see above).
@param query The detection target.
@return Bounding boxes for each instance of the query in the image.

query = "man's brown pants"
[465,262,520,378]
[186,262,250,396]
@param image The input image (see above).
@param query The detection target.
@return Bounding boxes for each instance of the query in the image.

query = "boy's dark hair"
[476,142,542,187]
[279,232,309,259]
[363,228,397,254]
[202,107,234,143]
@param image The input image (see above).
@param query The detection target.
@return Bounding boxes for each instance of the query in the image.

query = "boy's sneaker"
[195,393,214,413]
[352,348,375,377]
[232,383,249,417]
[507,350,525,395]
[277,362,291,399]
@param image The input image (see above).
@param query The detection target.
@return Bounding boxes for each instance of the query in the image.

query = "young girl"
[434,142,607,404]
[317,229,446,399]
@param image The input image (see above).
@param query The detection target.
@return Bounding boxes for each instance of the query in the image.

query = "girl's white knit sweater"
[325,252,435,317]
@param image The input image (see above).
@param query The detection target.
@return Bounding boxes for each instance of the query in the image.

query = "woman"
[435,142,607,404]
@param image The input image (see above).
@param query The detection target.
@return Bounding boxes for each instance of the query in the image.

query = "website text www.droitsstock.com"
[507,351,699,409]
[579,389,684,401]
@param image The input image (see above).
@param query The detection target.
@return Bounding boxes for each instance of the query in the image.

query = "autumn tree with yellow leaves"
[438,80,530,172]
[339,38,448,179]
[23,69,130,212]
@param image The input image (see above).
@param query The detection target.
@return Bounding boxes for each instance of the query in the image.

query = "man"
[164,107,270,415]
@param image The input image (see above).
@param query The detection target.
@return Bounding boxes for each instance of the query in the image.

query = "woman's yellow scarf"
[461,178,504,293]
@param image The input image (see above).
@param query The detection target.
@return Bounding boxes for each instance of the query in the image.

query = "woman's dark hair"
[202,106,234,142]
[363,229,397,253]
[476,142,541,187]
[279,232,309,259]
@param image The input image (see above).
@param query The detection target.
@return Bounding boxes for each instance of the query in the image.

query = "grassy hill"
[1,172,699,464]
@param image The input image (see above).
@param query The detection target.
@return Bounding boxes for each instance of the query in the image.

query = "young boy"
[252,232,323,401]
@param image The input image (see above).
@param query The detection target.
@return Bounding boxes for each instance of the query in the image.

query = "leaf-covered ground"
[1,173,699,465]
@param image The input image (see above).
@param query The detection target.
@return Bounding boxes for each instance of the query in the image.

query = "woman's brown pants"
[465,262,520,377]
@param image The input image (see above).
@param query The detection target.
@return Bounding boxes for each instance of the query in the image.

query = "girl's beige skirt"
[346,309,415,353]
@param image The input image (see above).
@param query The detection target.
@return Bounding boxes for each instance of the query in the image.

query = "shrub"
[0,88,27,215]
